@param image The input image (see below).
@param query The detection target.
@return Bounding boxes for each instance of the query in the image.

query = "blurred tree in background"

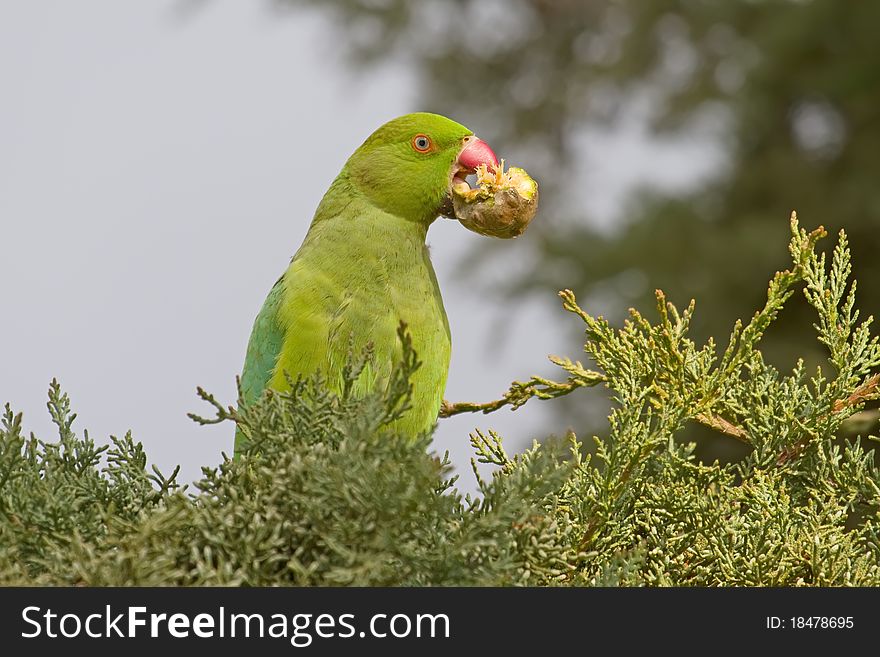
[256,0,880,456]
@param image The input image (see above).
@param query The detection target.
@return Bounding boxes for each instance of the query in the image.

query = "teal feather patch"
[236,276,284,453]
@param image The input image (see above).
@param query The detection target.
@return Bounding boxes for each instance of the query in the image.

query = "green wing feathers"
[236,276,285,453]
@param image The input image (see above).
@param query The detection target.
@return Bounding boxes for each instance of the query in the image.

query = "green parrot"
[236,112,499,454]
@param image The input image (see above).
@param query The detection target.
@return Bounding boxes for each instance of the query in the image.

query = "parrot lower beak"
[450,137,499,193]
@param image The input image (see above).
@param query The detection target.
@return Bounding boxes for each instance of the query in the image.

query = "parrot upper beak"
[450,136,499,192]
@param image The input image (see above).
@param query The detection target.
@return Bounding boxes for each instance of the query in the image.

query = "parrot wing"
[236,275,285,453]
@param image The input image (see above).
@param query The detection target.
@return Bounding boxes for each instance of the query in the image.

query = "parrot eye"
[412,134,433,152]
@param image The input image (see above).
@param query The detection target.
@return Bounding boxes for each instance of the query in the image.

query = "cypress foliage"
[2,214,879,585]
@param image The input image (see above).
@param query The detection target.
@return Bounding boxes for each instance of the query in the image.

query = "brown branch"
[777,374,880,466]
[440,398,509,417]
[440,369,605,419]
[694,412,750,444]
[832,374,880,412]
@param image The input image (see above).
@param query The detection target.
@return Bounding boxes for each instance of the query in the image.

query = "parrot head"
[346,112,498,223]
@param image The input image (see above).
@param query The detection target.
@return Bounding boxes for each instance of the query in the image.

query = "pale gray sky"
[0,1,720,493]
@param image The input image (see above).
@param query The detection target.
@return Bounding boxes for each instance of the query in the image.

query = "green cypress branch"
[2,213,880,586]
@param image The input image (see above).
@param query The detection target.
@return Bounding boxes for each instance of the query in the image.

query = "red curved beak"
[457,137,498,171]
